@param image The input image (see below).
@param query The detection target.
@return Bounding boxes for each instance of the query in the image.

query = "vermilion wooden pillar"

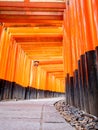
[63,9,70,105]
[75,0,85,110]
[75,0,90,113]
[63,1,75,106]
[80,0,98,116]
[69,0,80,108]
[85,0,98,116]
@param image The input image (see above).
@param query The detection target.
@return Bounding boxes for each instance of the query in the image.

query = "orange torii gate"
[0,0,65,100]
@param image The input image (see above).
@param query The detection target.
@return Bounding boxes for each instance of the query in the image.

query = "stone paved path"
[0,98,75,130]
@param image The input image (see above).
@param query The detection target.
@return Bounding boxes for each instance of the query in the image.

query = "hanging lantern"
[33,61,39,67]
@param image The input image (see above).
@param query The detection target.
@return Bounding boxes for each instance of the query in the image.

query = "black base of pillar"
[0,80,16,100]
[78,60,84,110]
[74,70,80,108]
[69,76,74,106]
[86,50,98,116]
[81,54,90,113]
[0,79,65,102]
[29,88,37,99]
[36,89,44,99]
[25,87,30,99]
[0,79,5,100]
[12,83,25,100]
[44,90,50,98]
[66,74,70,105]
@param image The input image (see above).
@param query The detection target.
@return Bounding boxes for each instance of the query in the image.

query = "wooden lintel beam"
[11,35,62,39]
[0,7,64,12]
[42,65,63,67]
[18,42,62,46]
[14,37,62,42]
[3,20,63,27]
[8,27,63,33]
[52,74,64,77]
[49,71,64,74]
[45,68,64,72]
[0,2,66,9]
[20,45,62,49]
[28,56,63,60]
[0,11,63,16]
[54,75,64,77]
[39,64,63,68]
[25,54,62,57]
[3,23,62,28]
[39,60,63,65]
[0,15,63,23]
[0,19,63,23]
[47,70,63,73]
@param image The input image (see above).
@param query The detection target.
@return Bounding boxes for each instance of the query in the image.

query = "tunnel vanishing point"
[0,0,98,117]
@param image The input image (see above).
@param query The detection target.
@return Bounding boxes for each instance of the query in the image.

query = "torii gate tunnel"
[0,0,98,117]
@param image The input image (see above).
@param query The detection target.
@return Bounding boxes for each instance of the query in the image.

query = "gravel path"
[54,100,98,130]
